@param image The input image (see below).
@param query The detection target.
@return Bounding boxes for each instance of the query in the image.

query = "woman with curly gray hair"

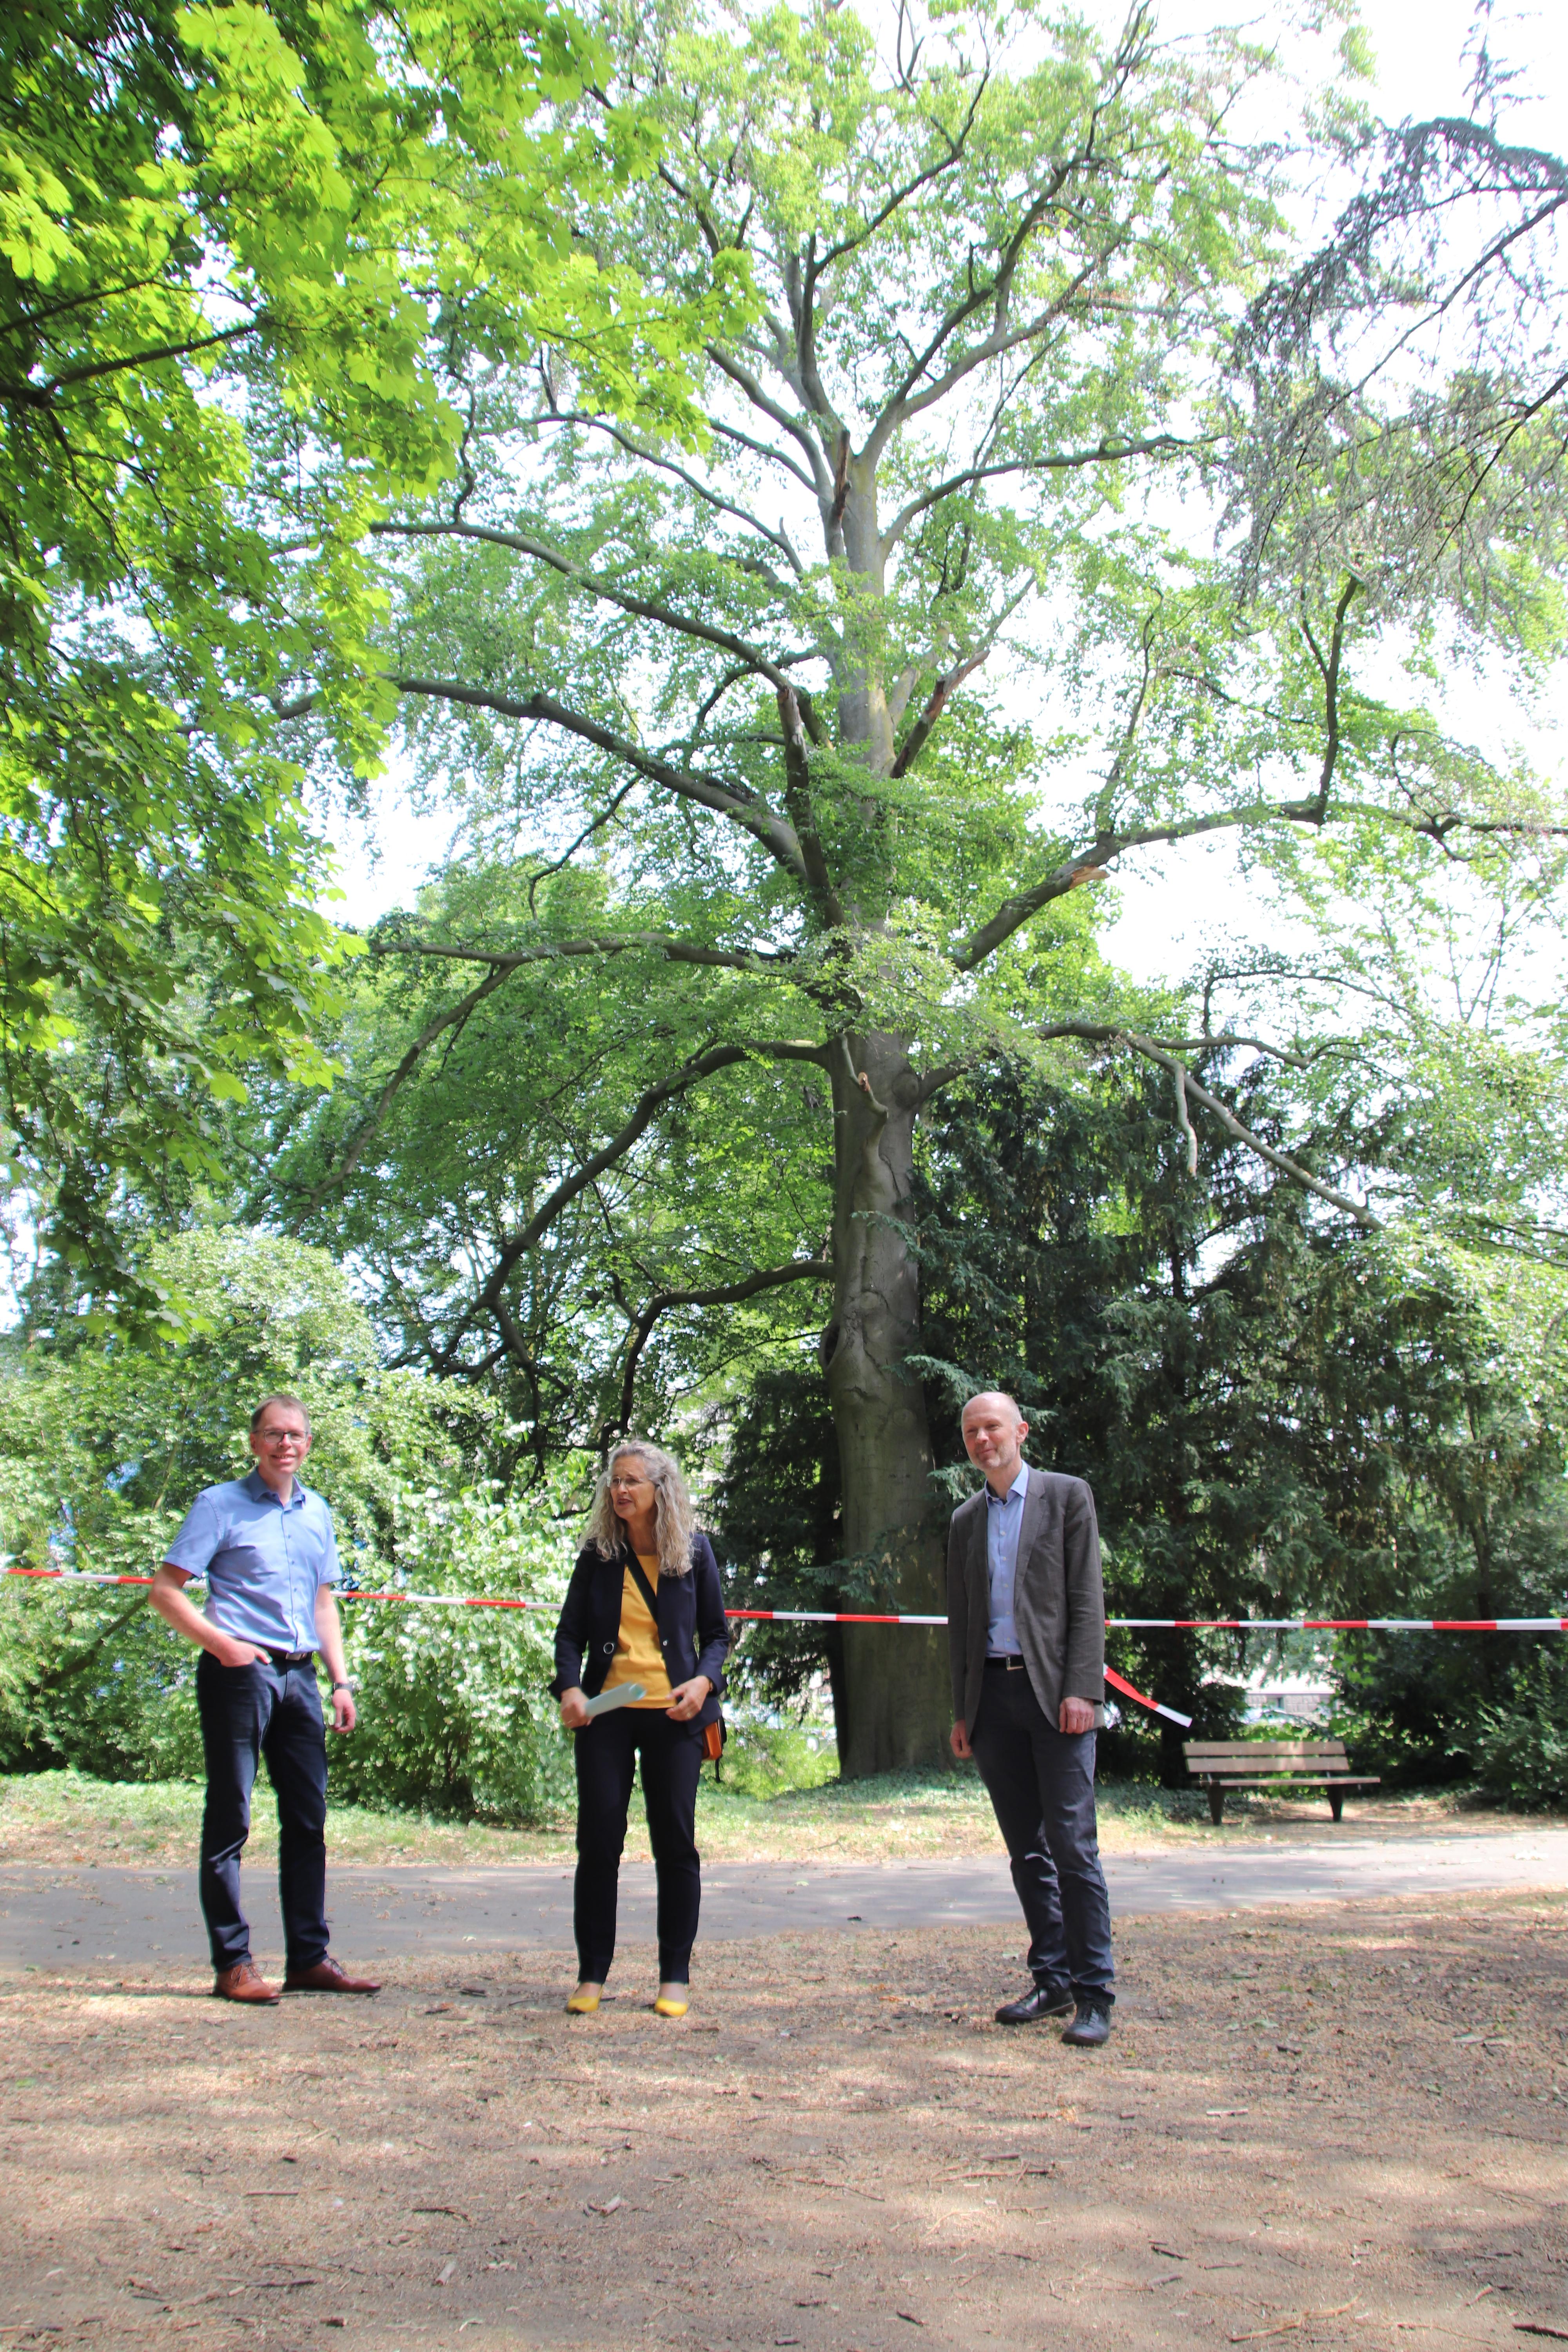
[550,1441,728,2018]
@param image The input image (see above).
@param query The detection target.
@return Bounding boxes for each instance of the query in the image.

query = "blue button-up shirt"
[163,1469,341,1654]
[985,1462,1031,1656]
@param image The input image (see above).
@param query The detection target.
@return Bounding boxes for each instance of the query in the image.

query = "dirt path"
[5,1830,1568,1971]
[3,1890,1564,2351]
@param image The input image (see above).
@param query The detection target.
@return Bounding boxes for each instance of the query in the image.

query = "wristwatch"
[331,1680,352,1693]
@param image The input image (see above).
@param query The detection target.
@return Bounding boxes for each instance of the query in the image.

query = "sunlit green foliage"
[0,1228,575,1817]
[0,0,724,1316]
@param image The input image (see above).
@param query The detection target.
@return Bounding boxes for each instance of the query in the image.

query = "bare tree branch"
[811,80,985,276]
[607,1255,834,1439]
[778,684,847,927]
[1170,1059,1198,1177]
[1298,573,1362,821]
[373,518,804,698]
[707,412,820,494]
[877,261,1107,449]
[426,1037,834,1372]
[537,408,806,574]
[879,434,1197,554]
[704,343,834,494]
[863,166,1081,463]
[389,675,809,880]
[1147,1040,1380,1229]
[526,779,640,913]
[1034,1020,1382,1228]
[283,960,514,1227]
[1092,604,1160,831]
[430,1044,750,1367]
[0,315,261,408]
[890,580,1034,778]
[368,933,801,976]
[955,790,1568,973]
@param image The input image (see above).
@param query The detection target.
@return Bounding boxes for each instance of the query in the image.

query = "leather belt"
[265,1649,315,1670]
[985,1654,1027,1671]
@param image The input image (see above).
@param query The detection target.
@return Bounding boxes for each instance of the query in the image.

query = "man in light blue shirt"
[149,1393,379,2005]
[985,1460,1030,1659]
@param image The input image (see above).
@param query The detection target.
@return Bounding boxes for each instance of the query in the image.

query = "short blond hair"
[250,1392,311,1435]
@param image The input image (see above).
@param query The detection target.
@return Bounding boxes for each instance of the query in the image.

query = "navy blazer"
[551,1532,728,1728]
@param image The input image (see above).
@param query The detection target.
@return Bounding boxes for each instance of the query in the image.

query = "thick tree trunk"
[822,1027,951,1777]
[811,470,951,1775]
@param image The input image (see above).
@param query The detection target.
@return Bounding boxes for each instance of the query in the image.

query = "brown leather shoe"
[283,1955,381,1995]
[214,1959,281,2004]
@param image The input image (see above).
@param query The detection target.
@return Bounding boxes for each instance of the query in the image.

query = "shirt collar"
[985,1461,1030,1506]
[242,1468,307,1510]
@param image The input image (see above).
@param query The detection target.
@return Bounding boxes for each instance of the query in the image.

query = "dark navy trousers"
[969,1659,1115,2003]
[195,1653,330,1974]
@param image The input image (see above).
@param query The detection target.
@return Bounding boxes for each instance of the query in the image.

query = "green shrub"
[1474,1647,1568,1810]
[717,1710,837,1799]
[330,1485,573,1824]
[0,1230,577,1820]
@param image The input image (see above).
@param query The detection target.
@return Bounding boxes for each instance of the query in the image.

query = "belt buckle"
[1006,1655,1024,1671]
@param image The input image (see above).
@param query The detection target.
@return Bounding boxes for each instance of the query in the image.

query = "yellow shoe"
[566,1983,602,2014]
[654,1986,689,2018]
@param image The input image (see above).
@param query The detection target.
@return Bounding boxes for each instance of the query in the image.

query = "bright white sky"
[327,0,1568,989]
[1093,0,1568,985]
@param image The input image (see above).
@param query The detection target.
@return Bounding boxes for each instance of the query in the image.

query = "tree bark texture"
[822,1028,951,1775]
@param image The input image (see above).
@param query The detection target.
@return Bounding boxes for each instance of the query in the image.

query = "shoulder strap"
[624,1552,660,1620]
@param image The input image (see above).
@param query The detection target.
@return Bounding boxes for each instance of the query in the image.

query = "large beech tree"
[275,0,1568,1773]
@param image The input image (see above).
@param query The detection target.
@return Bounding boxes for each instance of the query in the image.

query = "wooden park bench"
[1183,1738,1380,1825]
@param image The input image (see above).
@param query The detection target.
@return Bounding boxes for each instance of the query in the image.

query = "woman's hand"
[665,1675,712,1724]
[559,1687,592,1731]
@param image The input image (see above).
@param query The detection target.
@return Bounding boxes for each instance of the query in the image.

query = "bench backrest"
[1183,1738,1350,1777]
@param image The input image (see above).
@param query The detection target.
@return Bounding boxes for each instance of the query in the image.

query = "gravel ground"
[3,1889,1565,2351]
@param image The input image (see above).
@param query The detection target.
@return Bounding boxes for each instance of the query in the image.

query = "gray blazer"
[947,1466,1107,1735]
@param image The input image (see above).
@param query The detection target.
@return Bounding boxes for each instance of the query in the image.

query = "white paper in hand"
[583,1684,645,1718]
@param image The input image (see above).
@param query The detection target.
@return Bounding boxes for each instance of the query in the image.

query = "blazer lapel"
[966,1494,989,1616]
[1013,1468,1047,1593]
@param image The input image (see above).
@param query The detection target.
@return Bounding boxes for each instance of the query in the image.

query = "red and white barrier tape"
[7,1567,1564,1733]
[7,1570,1564,1632]
[1103,1666,1192,1728]
[1111,1615,1568,1631]
[728,1605,1568,1632]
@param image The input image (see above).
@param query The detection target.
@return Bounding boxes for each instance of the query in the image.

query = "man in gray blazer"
[948,1392,1114,2047]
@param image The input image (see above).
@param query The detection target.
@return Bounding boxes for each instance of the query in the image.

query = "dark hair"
[250,1392,312,1436]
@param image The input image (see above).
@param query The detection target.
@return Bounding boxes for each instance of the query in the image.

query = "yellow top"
[600,1557,672,1707]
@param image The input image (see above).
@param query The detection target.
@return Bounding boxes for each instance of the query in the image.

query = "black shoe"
[995,1983,1075,2024]
[1061,1996,1113,2047]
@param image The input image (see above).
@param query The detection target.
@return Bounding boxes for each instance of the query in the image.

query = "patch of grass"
[0,1769,209,1863]
[0,1768,572,1869]
[4,1761,1541,1873]
[693,1761,1002,1860]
